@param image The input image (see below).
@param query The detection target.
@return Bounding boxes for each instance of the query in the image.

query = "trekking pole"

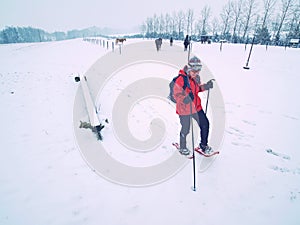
[188,42,191,61]
[190,102,196,191]
[205,89,210,114]
[205,79,215,114]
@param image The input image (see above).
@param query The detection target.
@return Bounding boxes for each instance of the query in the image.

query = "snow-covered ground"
[0,38,299,225]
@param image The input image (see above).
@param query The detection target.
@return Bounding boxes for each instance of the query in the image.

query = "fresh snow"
[0,38,299,225]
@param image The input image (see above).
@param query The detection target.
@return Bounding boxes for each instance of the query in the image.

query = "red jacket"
[174,69,205,115]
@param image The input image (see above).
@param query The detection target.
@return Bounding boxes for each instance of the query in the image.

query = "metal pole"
[205,89,210,114]
[188,42,191,61]
[243,37,255,70]
[190,102,196,191]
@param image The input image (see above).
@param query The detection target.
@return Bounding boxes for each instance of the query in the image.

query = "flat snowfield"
[0,38,299,225]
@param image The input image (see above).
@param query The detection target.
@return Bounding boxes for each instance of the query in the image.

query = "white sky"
[0,0,266,32]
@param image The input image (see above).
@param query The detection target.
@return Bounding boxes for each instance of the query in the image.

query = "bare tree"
[195,19,202,37]
[287,2,300,39]
[153,14,160,35]
[241,0,258,42]
[159,13,165,35]
[231,0,244,42]
[270,14,281,40]
[171,11,178,37]
[274,0,295,43]
[211,17,220,35]
[200,5,211,35]
[220,1,234,39]
[140,22,147,37]
[146,17,154,36]
[253,0,277,44]
[177,10,185,39]
[165,13,171,35]
[261,0,277,28]
[186,9,195,36]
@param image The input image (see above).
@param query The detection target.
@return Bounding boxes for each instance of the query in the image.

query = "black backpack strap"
[179,74,190,91]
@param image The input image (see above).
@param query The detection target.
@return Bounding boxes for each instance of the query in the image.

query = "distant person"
[184,35,190,51]
[155,38,162,51]
[170,37,173,46]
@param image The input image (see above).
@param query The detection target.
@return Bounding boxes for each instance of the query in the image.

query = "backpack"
[168,74,190,103]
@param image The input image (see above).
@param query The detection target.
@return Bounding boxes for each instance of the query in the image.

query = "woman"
[173,56,213,155]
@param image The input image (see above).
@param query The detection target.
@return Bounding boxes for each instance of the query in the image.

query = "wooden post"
[119,44,122,54]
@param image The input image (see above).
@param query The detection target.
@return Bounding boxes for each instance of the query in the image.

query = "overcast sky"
[0,0,266,32]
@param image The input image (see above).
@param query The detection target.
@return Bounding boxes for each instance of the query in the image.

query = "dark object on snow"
[79,121,105,141]
[115,38,126,44]
[183,35,190,51]
[170,37,173,46]
[155,38,162,51]
[75,76,80,82]
[243,37,255,70]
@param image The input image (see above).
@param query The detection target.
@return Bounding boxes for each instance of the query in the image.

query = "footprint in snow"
[266,148,291,160]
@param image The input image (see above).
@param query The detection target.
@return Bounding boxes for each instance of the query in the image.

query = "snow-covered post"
[119,44,122,54]
[79,74,100,127]
[112,42,114,52]
[76,74,103,140]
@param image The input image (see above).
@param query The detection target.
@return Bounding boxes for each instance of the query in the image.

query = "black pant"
[179,110,209,149]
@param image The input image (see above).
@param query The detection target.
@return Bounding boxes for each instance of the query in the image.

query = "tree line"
[1,0,299,46]
[141,0,300,46]
[0,27,67,44]
[0,26,111,44]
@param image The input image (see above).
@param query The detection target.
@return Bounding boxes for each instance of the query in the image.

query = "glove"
[183,92,194,104]
[194,75,201,84]
[204,80,214,90]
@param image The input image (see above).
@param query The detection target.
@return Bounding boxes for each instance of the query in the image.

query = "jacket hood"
[179,66,189,76]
